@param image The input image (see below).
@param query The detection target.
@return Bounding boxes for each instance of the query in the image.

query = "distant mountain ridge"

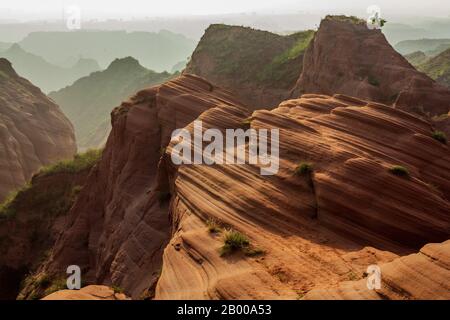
[416,48,450,88]
[0,44,100,92]
[18,30,196,72]
[49,57,173,150]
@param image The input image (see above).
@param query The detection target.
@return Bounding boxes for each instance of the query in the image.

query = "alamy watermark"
[66,265,81,290]
[366,5,386,29]
[366,265,382,290]
[64,5,82,30]
[170,120,279,175]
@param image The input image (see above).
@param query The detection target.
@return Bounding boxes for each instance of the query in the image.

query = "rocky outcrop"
[292,16,450,117]
[32,76,450,300]
[0,58,76,202]
[185,24,314,109]
[304,240,450,300]
[42,285,129,300]
[32,74,245,299]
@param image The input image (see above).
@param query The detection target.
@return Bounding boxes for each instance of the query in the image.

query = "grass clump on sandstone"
[220,230,250,256]
[389,165,410,177]
[432,130,447,144]
[206,218,222,233]
[294,162,314,176]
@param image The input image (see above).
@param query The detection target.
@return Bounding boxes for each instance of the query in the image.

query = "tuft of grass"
[220,230,250,256]
[112,285,124,294]
[294,162,314,176]
[368,75,380,87]
[432,131,447,144]
[389,165,410,177]
[206,218,222,233]
[0,183,31,219]
[347,271,359,281]
[39,149,102,176]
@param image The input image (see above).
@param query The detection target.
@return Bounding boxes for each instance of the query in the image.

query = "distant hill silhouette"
[49,57,173,149]
[0,44,100,92]
[18,30,196,72]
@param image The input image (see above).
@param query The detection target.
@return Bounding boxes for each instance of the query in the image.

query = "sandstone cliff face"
[185,24,314,109]
[33,75,449,300]
[292,16,450,117]
[0,162,93,300]
[33,75,245,299]
[0,58,76,202]
[304,240,450,300]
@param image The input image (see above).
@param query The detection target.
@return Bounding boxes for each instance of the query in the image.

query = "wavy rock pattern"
[36,75,449,300]
[0,58,76,201]
[304,240,450,300]
[156,93,450,299]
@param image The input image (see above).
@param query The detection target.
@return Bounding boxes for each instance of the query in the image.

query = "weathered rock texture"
[292,16,450,117]
[304,240,450,300]
[0,58,76,202]
[33,74,450,300]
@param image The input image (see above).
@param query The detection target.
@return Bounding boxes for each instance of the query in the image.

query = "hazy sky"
[1,0,449,21]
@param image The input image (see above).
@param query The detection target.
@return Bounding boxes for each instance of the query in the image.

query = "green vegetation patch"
[206,218,222,234]
[220,230,250,256]
[294,162,314,176]
[39,149,102,176]
[389,165,410,177]
[272,31,315,65]
[432,130,447,144]
[0,183,31,219]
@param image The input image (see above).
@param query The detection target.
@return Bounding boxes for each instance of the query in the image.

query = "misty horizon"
[1,0,450,22]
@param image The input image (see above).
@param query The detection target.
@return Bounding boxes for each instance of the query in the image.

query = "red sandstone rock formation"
[32,75,449,299]
[304,240,450,300]
[292,16,450,117]
[31,74,245,299]
[0,58,76,202]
